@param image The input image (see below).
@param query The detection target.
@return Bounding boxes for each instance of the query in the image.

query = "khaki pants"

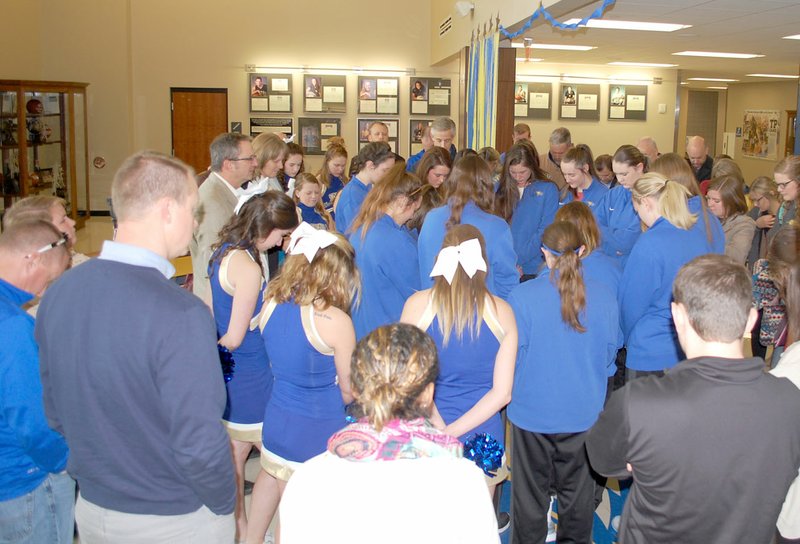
[76,494,234,544]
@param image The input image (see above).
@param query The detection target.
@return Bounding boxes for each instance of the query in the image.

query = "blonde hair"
[293,173,334,230]
[350,163,422,237]
[750,176,779,202]
[542,222,586,332]
[2,195,66,230]
[252,132,288,173]
[112,151,194,222]
[265,233,360,312]
[554,201,601,255]
[775,155,800,180]
[431,225,494,346]
[632,172,697,230]
[710,158,744,185]
[651,153,700,196]
[350,323,439,431]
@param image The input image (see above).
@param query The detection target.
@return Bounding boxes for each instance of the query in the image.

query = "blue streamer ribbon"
[463,433,505,476]
[218,344,235,383]
[499,0,616,40]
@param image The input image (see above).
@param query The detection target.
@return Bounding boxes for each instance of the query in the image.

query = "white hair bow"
[234,177,271,214]
[429,238,487,284]
[285,133,295,143]
[287,222,338,262]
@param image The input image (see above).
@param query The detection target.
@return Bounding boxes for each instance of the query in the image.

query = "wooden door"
[786,110,796,157]
[170,88,227,173]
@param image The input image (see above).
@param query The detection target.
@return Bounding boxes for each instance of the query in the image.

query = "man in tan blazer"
[190,133,256,305]
[539,127,572,192]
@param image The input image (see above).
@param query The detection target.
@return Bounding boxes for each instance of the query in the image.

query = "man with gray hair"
[430,116,457,161]
[36,152,236,543]
[190,132,256,304]
[539,127,572,191]
[636,136,659,166]
[586,254,800,544]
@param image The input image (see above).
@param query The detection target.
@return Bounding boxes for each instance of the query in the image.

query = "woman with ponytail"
[507,221,620,543]
[279,324,499,543]
[559,144,609,216]
[620,172,720,379]
[417,154,518,299]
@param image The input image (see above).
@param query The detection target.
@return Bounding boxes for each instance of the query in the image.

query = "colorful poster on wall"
[742,110,780,160]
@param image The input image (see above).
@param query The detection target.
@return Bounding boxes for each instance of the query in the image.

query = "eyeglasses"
[27,232,69,259]
[229,155,257,162]
[776,179,797,189]
[752,194,767,205]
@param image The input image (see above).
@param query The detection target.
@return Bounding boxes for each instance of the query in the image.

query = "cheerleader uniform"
[418,201,518,300]
[350,214,420,340]
[322,175,345,216]
[595,186,641,265]
[257,300,347,480]
[297,203,328,229]
[334,176,369,234]
[208,245,271,442]
[510,181,559,276]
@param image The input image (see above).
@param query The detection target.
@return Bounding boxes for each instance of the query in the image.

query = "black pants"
[511,425,594,544]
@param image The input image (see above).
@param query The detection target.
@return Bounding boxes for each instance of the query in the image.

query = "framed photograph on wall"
[304,75,346,114]
[607,84,647,121]
[409,119,433,157]
[513,82,552,120]
[248,73,293,113]
[358,76,399,115]
[249,117,293,138]
[298,117,341,155]
[558,84,600,121]
[358,118,399,154]
[409,78,451,116]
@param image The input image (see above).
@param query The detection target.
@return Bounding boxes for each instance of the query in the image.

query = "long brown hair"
[495,141,549,222]
[415,146,452,191]
[431,225,494,345]
[210,191,299,272]
[317,140,348,189]
[554,201,601,255]
[349,163,423,237]
[442,155,494,229]
[542,221,586,332]
[561,144,598,200]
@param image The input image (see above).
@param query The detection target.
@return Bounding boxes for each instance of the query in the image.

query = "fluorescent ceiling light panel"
[563,19,690,32]
[516,58,544,62]
[746,73,799,79]
[783,34,800,40]
[673,51,763,59]
[687,77,738,82]
[511,43,596,51]
[708,86,728,90]
[608,61,678,67]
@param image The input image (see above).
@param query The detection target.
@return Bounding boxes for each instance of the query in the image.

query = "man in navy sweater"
[0,220,73,543]
[587,255,800,544]
[36,152,236,543]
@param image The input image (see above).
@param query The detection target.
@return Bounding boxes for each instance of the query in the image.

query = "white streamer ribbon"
[286,222,338,262]
[429,238,487,284]
[234,177,271,214]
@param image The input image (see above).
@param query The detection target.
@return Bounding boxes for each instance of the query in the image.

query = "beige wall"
[724,80,798,184]
[514,63,679,158]
[0,1,43,79]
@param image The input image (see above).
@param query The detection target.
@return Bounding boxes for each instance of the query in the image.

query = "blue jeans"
[0,472,75,544]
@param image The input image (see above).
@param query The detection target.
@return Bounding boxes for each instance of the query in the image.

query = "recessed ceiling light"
[783,34,800,40]
[687,77,738,82]
[746,73,799,79]
[511,43,596,51]
[673,51,764,59]
[516,58,544,62]
[608,61,678,68]
[563,19,691,32]
[708,87,728,90]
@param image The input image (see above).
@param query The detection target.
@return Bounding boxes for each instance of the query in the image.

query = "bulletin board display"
[358,118,399,154]
[303,75,346,114]
[409,119,433,157]
[358,77,400,115]
[248,73,293,113]
[558,84,600,121]
[249,117,293,138]
[513,82,552,120]
[608,85,647,121]
[298,117,341,155]
[409,78,451,117]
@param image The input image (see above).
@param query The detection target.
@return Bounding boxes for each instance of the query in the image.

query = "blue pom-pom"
[218,345,235,383]
[463,433,504,476]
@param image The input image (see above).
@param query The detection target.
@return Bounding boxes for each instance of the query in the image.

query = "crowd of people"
[2,117,800,544]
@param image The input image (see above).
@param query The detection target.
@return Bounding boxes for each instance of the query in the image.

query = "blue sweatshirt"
[510,181,559,274]
[582,251,624,375]
[688,195,726,254]
[620,216,721,371]
[405,149,425,173]
[560,178,609,216]
[418,201,519,300]
[334,176,369,234]
[508,271,621,433]
[595,186,641,265]
[0,278,69,501]
[350,214,420,340]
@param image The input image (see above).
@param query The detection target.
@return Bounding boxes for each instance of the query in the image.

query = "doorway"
[686,90,718,154]
[786,110,796,158]
[170,88,228,173]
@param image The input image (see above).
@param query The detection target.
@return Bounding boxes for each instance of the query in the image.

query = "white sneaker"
[546,496,557,542]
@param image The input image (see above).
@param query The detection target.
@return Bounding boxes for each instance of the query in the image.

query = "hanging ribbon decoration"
[498,0,616,40]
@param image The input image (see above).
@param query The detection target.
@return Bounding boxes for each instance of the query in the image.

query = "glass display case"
[0,80,90,228]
